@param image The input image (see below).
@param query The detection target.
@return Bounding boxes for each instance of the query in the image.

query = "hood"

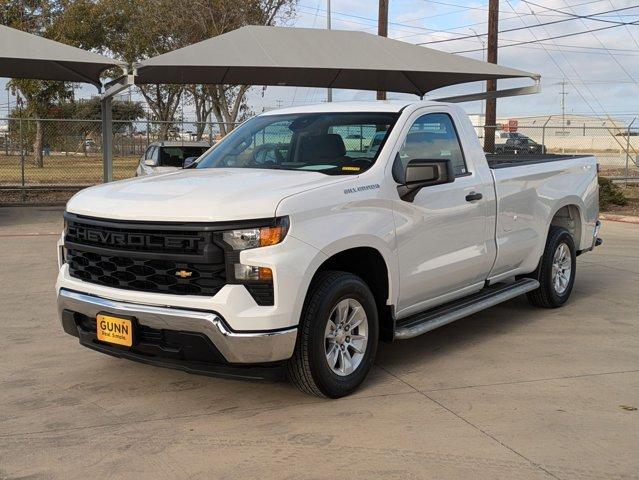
[67,168,346,222]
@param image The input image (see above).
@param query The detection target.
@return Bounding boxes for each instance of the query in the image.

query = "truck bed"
[486,154,592,169]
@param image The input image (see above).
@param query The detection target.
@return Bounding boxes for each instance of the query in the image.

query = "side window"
[399,113,468,176]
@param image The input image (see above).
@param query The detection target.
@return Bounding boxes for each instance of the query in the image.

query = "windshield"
[195,112,399,175]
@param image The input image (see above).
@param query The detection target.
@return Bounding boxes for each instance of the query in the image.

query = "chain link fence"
[0,118,238,204]
[475,123,639,181]
[1,117,638,205]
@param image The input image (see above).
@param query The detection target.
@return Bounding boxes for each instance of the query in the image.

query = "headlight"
[222,218,289,251]
[221,218,288,285]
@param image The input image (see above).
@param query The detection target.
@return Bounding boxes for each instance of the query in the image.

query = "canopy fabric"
[0,25,125,87]
[135,26,539,95]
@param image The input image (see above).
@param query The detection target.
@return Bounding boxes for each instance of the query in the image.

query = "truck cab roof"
[148,140,211,147]
[260,100,449,116]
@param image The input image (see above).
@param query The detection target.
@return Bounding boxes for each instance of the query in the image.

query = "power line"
[297,0,639,53]
[502,0,598,119]
[419,4,639,45]
[521,0,630,20]
[559,0,639,88]
[296,6,639,59]
[507,0,629,136]
[453,19,639,53]
[297,0,600,37]
[419,0,609,16]
[296,5,639,61]
[608,0,639,51]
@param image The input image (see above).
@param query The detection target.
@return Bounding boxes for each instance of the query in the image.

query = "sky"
[2,0,639,122]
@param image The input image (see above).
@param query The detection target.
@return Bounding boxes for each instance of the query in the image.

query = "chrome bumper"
[57,289,297,364]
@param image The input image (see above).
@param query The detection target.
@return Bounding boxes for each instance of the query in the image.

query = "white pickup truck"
[56,101,601,398]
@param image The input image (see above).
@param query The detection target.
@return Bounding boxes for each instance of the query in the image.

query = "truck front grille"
[67,249,226,296]
[64,214,228,297]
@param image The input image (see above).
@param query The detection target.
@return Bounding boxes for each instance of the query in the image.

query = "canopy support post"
[100,74,135,183]
[101,96,113,182]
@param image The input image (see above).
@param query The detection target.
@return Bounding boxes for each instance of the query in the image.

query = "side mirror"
[183,156,197,169]
[144,159,157,167]
[393,155,454,202]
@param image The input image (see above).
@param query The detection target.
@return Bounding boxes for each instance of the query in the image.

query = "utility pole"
[559,79,568,133]
[326,0,332,103]
[483,0,499,153]
[469,27,486,121]
[377,0,389,100]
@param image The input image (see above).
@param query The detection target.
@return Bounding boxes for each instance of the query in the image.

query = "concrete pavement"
[1,207,638,479]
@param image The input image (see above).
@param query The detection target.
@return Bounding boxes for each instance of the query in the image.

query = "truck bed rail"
[486,154,592,169]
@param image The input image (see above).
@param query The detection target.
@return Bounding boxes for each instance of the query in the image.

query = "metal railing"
[1,117,637,205]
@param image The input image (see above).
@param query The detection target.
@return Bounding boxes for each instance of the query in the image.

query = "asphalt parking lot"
[1,206,638,480]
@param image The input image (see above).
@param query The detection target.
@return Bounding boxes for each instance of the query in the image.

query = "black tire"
[287,271,379,398]
[526,226,576,308]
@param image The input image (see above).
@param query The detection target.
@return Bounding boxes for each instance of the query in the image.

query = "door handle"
[465,192,483,202]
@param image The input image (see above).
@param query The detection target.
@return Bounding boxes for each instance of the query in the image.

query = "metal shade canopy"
[135,26,539,95]
[0,25,125,87]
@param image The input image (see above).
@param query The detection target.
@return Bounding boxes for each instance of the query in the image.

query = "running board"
[394,278,540,341]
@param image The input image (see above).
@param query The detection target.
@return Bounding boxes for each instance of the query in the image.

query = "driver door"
[392,109,495,317]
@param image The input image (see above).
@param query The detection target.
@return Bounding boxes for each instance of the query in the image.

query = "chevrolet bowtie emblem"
[175,270,193,279]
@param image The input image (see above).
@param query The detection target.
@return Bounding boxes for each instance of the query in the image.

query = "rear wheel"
[526,226,576,308]
[287,271,379,398]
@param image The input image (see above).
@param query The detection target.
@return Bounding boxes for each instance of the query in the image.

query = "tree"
[89,0,185,140]
[186,85,214,141]
[66,97,145,155]
[209,85,252,137]
[71,97,145,128]
[9,79,73,166]
[180,0,296,133]
[2,0,115,165]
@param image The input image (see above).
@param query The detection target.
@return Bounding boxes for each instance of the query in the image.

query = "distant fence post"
[19,117,25,203]
[626,117,636,188]
[541,117,551,154]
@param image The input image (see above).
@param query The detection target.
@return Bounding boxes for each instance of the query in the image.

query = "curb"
[600,213,639,225]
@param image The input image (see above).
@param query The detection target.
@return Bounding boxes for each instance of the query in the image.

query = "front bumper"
[57,289,297,378]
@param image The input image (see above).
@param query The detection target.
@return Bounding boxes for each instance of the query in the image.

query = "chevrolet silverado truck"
[56,101,601,398]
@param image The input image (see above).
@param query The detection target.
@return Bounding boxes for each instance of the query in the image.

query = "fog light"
[234,264,273,281]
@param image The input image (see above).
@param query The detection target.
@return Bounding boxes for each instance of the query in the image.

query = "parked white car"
[57,101,601,398]
[135,140,210,176]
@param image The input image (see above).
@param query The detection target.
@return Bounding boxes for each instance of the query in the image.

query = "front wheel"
[287,271,379,398]
[527,226,576,308]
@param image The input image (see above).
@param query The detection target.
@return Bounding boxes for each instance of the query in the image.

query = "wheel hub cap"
[324,298,368,376]
[552,243,572,295]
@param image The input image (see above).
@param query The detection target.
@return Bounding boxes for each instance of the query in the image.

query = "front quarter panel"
[276,177,399,312]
